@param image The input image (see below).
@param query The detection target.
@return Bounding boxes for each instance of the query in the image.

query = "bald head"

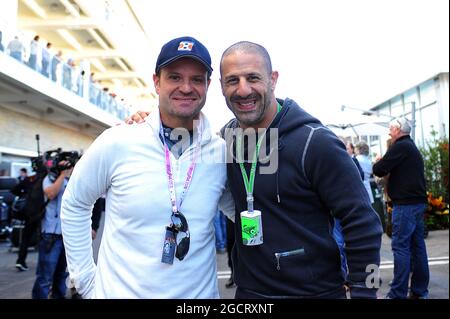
[220,41,272,76]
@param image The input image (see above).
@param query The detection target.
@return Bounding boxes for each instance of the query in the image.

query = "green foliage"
[424,213,449,230]
[420,127,449,230]
[419,128,449,203]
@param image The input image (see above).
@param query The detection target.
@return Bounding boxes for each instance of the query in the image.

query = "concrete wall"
[0,105,94,155]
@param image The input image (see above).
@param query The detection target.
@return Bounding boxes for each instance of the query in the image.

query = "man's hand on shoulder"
[124,111,150,125]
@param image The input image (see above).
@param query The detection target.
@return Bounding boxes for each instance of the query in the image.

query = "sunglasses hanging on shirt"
[159,121,201,265]
[161,211,190,263]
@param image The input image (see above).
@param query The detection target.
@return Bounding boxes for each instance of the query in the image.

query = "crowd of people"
[1,34,431,300]
[0,30,130,120]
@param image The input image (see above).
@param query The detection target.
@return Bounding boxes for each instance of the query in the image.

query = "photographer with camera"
[31,152,77,299]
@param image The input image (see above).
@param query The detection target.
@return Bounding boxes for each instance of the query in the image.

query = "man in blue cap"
[61,36,234,298]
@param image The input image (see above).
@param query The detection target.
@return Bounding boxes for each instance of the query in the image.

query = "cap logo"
[178,41,194,51]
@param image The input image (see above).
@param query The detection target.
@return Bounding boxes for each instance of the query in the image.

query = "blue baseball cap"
[155,36,213,76]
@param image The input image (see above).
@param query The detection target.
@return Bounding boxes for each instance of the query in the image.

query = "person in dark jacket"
[225,217,236,288]
[220,41,382,299]
[11,171,47,271]
[91,197,104,240]
[373,117,429,299]
[346,142,364,180]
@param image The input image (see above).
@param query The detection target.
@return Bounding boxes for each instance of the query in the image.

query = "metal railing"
[0,24,130,121]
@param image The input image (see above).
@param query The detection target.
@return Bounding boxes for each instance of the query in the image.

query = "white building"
[331,72,449,158]
[367,72,449,155]
[0,0,157,177]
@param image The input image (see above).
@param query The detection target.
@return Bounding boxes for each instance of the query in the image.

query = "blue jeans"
[62,65,72,90]
[388,203,429,299]
[51,61,59,82]
[214,211,227,249]
[332,219,348,279]
[41,59,50,77]
[28,54,37,71]
[10,51,22,62]
[32,234,68,299]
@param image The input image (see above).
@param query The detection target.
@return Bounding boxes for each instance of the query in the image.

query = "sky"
[130,0,449,133]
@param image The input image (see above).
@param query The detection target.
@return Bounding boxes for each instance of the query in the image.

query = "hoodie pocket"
[274,248,305,271]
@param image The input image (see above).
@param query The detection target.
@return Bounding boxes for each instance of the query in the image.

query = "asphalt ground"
[0,214,447,299]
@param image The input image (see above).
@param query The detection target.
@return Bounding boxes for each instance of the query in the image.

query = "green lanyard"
[236,103,282,212]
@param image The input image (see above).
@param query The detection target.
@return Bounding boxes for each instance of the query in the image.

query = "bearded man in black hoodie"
[219,41,382,299]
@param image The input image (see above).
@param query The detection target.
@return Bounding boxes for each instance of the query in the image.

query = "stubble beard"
[228,92,271,129]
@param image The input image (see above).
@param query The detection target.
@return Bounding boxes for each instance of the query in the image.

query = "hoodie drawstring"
[276,169,281,203]
[274,100,289,204]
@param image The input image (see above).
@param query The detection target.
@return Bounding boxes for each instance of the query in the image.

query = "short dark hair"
[346,142,355,151]
[355,141,369,156]
[20,168,27,173]
[220,41,272,75]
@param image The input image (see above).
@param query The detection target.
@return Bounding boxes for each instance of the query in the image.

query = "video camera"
[29,135,80,180]
[44,148,80,180]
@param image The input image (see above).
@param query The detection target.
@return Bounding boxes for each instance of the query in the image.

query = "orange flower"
[441,143,449,151]
[430,196,443,208]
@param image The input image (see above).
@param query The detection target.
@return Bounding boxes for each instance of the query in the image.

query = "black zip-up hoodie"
[223,98,382,298]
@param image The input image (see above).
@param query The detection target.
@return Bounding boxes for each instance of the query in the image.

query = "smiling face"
[154,57,210,129]
[220,51,278,129]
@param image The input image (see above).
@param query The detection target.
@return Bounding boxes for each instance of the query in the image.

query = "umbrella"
[326,121,389,138]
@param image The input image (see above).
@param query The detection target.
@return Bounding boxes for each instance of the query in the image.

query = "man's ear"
[219,78,225,96]
[270,71,279,92]
[153,74,160,94]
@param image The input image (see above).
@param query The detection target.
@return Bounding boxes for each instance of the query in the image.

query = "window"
[419,80,437,107]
